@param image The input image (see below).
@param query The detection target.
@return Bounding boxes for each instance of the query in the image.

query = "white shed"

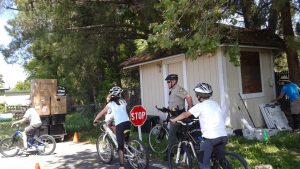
[122,29,283,129]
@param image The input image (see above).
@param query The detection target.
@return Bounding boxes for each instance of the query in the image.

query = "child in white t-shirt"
[12,100,42,150]
[170,83,227,169]
[93,86,130,169]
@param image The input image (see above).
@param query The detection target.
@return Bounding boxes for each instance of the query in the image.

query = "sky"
[0,13,27,89]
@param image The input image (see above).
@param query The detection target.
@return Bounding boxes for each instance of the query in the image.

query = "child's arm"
[170,111,192,123]
[94,105,109,123]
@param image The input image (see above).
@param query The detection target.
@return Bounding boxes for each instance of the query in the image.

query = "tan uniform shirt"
[168,84,188,110]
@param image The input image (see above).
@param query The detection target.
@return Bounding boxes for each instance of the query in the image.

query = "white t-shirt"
[23,108,42,126]
[107,99,129,126]
[189,100,227,139]
[105,108,114,123]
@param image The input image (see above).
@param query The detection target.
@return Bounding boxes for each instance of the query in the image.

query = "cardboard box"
[31,79,57,97]
[33,96,51,116]
[51,96,67,114]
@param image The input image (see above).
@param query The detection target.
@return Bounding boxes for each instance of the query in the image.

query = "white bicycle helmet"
[194,83,213,95]
[109,86,123,97]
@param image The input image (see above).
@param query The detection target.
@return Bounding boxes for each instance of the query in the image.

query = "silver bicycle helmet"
[109,86,123,97]
[194,83,213,95]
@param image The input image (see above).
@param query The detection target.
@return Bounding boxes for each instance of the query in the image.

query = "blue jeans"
[198,136,228,169]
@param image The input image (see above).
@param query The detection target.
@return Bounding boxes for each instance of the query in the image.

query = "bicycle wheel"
[168,143,193,169]
[127,139,149,169]
[211,151,250,169]
[0,137,20,157]
[37,135,56,155]
[96,133,114,164]
[148,124,169,153]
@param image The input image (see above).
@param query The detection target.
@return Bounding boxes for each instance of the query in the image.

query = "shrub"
[65,112,93,133]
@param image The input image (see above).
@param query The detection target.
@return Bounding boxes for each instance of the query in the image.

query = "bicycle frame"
[171,120,250,169]
[12,129,45,150]
[99,122,136,159]
[101,124,118,148]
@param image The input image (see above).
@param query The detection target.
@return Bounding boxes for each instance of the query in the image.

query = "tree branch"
[5,6,20,11]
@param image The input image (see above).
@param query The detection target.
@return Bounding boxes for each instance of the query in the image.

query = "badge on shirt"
[179,87,187,95]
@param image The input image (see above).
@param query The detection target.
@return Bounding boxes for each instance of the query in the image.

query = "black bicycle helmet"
[165,74,178,81]
[194,83,213,96]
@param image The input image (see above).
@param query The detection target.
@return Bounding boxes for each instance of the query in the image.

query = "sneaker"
[20,147,28,152]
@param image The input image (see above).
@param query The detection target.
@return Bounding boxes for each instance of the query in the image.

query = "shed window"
[240,51,262,95]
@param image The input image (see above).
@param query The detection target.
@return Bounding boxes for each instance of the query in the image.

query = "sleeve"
[188,104,201,118]
[23,109,31,119]
[281,85,287,94]
[176,86,188,99]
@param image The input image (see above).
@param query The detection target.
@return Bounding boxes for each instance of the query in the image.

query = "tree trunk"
[241,0,260,29]
[267,0,278,34]
[281,0,300,84]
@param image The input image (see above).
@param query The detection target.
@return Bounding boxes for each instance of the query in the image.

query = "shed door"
[162,54,187,107]
[167,61,184,87]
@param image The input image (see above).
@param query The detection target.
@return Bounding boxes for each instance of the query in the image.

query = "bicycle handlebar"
[11,123,20,128]
[176,119,198,126]
[155,105,170,113]
[94,120,106,132]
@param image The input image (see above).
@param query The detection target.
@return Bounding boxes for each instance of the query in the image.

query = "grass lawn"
[64,112,300,169]
[81,126,300,169]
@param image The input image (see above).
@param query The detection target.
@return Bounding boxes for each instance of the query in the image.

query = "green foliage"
[225,43,240,66]
[0,121,25,140]
[274,53,288,72]
[148,0,232,60]
[0,104,5,113]
[134,39,148,55]
[227,132,300,169]
[11,80,30,91]
[65,112,93,133]
[2,0,154,104]
[0,74,4,88]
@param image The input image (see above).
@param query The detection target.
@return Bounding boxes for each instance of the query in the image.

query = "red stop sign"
[130,105,147,126]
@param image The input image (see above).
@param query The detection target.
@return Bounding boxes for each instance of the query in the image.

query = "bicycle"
[0,124,56,157]
[95,120,149,169]
[169,120,250,169]
[149,105,183,153]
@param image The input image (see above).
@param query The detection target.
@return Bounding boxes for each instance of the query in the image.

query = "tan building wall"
[186,53,220,104]
[140,62,165,119]
[224,47,275,128]
[138,47,275,128]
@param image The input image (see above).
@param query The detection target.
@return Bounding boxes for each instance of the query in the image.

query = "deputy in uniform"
[165,74,193,160]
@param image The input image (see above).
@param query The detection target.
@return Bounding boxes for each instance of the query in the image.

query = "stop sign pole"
[130,105,147,141]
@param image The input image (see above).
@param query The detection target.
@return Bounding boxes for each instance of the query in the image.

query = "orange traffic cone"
[35,163,41,169]
[73,131,79,143]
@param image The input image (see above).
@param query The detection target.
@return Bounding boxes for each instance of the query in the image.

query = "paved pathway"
[0,141,168,169]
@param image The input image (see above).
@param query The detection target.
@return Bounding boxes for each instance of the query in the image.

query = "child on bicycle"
[170,83,228,169]
[93,86,131,169]
[11,99,42,150]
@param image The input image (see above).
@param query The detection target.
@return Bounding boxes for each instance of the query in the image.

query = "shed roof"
[121,28,283,69]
